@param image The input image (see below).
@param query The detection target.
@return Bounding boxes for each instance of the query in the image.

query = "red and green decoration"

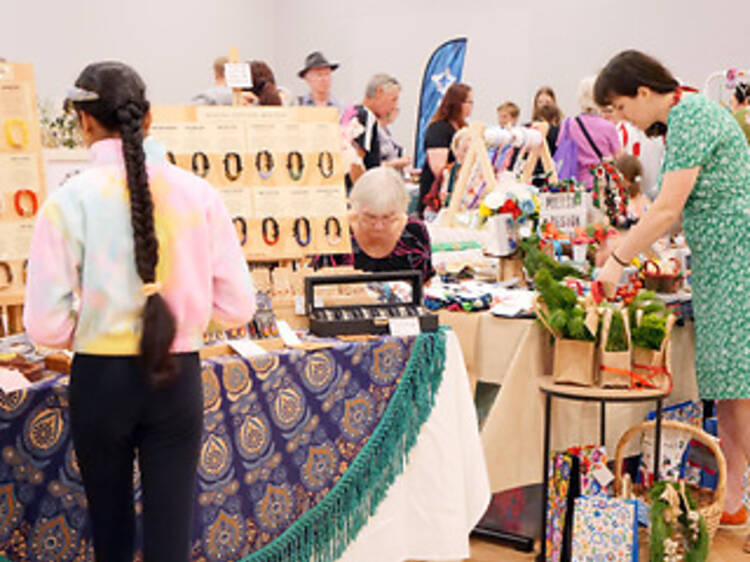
[590,162,629,228]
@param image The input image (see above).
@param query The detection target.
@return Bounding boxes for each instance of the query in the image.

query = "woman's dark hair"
[431,83,471,127]
[72,62,176,388]
[535,102,561,126]
[594,50,679,107]
[247,60,282,106]
[615,154,643,198]
[595,50,679,137]
[532,86,557,121]
[734,82,750,105]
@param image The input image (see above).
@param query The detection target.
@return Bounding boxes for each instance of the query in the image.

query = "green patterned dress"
[661,94,750,399]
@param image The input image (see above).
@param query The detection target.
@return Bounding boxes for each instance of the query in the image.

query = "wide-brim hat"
[298,51,339,78]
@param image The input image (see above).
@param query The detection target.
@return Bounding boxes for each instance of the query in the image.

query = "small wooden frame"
[444,121,497,227]
[519,121,558,185]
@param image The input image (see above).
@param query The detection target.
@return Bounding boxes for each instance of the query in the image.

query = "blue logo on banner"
[413,38,468,171]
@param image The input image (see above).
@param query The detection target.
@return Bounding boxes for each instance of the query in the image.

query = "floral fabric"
[571,496,638,561]
[661,94,750,399]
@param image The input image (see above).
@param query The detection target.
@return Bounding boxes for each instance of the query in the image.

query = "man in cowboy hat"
[297,51,341,113]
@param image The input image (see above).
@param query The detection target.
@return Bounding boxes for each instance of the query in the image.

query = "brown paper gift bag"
[534,296,597,386]
[631,312,676,394]
[553,338,597,385]
[599,307,632,388]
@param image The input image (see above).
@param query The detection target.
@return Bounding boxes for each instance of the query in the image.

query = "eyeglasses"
[360,212,402,226]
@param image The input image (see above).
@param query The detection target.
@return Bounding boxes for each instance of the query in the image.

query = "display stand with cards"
[150,104,351,262]
[0,62,46,335]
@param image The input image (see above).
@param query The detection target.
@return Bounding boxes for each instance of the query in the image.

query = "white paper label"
[277,321,303,346]
[294,296,307,316]
[0,367,31,393]
[388,317,421,337]
[591,465,615,488]
[228,339,268,358]
[538,192,589,234]
[224,63,253,89]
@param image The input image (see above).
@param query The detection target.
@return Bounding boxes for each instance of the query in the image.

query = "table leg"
[600,399,606,448]
[654,399,663,482]
[538,393,552,562]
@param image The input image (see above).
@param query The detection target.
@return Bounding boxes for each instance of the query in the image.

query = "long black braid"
[73,62,177,387]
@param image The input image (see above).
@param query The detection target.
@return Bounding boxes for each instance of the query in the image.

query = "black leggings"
[69,353,203,562]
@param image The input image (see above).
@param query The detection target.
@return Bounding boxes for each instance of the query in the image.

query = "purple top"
[557,114,621,188]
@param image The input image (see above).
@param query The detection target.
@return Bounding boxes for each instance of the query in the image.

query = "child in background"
[615,154,649,224]
[496,101,520,128]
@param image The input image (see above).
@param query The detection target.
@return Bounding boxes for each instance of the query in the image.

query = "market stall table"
[0,330,489,562]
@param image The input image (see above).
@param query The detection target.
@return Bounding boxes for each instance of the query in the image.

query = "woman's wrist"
[610,251,629,267]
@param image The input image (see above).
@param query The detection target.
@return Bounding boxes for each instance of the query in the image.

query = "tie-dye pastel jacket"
[24,137,255,354]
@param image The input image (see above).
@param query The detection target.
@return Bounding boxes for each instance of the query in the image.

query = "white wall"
[4,0,749,157]
[3,0,276,106]
[273,0,750,157]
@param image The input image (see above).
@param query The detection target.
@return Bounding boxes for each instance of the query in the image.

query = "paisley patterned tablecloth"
[0,330,446,562]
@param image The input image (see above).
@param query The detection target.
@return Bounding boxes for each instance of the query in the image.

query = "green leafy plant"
[535,268,595,341]
[604,306,629,352]
[520,236,581,281]
[649,481,709,562]
[628,291,669,350]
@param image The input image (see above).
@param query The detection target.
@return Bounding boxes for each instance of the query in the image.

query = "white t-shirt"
[617,121,665,200]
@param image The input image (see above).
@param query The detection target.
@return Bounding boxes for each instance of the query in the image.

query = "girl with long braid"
[24,62,255,561]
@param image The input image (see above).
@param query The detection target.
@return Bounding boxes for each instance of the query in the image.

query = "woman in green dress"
[594,50,750,542]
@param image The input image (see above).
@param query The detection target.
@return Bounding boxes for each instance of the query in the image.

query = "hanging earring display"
[287,151,304,181]
[166,151,177,165]
[191,152,210,177]
[4,118,29,149]
[224,152,243,181]
[256,150,274,180]
[293,216,311,247]
[232,216,247,246]
[318,151,334,178]
[262,217,280,245]
[0,262,12,290]
[324,216,342,245]
[14,189,38,217]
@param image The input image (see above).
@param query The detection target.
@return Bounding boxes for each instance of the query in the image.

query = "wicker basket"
[614,420,726,544]
[642,258,684,294]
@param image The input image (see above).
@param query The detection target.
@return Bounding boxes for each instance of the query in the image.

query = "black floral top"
[312,218,435,282]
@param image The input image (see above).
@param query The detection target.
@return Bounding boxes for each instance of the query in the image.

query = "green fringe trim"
[241,327,448,562]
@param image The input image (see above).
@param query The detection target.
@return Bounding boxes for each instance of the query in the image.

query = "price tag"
[591,465,614,488]
[388,317,421,337]
[228,339,268,358]
[224,62,253,89]
[277,321,302,347]
[294,296,306,316]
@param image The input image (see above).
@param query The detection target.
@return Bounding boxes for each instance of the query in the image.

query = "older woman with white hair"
[313,167,435,282]
[555,76,623,188]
